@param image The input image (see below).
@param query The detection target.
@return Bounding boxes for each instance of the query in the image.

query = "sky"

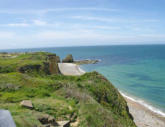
[0,0,165,49]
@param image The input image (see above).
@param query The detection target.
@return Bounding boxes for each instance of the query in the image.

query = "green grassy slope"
[0,52,136,127]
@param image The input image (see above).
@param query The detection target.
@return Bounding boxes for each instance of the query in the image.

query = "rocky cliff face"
[47,54,60,75]
[16,53,61,75]
[62,54,74,63]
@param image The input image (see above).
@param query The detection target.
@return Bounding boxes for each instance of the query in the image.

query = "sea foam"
[120,91,165,117]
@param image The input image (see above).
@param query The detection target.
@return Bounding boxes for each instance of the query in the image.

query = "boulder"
[20,100,33,109]
[38,114,49,124]
[62,55,74,63]
[57,121,70,127]
[48,116,56,124]
[38,115,58,126]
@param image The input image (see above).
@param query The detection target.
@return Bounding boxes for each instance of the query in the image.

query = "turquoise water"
[1,45,165,115]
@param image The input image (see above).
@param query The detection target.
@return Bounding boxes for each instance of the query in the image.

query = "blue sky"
[0,0,165,49]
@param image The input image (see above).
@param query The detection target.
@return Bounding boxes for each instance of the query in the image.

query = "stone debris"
[38,115,58,126]
[57,121,70,127]
[20,100,33,109]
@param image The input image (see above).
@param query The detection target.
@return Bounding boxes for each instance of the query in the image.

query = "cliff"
[0,52,136,127]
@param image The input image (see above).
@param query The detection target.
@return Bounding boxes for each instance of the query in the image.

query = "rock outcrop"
[38,115,70,127]
[38,114,58,126]
[45,54,61,75]
[57,121,70,127]
[62,55,74,63]
[74,59,99,65]
[20,100,33,109]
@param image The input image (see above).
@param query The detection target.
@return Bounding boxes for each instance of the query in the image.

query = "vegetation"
[0,52,136,127]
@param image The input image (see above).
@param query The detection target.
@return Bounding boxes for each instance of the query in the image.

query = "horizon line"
[1,43,165,51]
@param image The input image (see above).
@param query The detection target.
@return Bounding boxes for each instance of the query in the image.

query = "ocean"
[1,45,165,116]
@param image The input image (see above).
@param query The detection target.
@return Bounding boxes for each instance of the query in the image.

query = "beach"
[58,63,85,76]
[124,96,165,127]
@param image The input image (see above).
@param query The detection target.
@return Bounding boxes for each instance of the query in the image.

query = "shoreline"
[120,92,165,127]
[120,91,165,117]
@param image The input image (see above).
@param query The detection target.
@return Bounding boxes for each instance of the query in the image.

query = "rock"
[62,54,74,63]
[74,59,99,65]
[48,116,56,124]
[20,100,33,109]
[56,56,61,63]
[38,115,58,126]
[38,114,49,124]
[47,55,60,75]
[43,124,50,127]
[57,121,70,127]
[38,124,52,127]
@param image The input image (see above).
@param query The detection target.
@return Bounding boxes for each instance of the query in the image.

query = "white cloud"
[35,30,165,43]
[45,8,118,13]
[0,31,15,38]
[8,23,29,27]
[0,8,118,15]
[0,29,165,49]
[0,20,48,27]
[33,20,47,26]
[72,16,159,23]
[36,30,99,40]
[143,19,159,22]
[73,16,115,22]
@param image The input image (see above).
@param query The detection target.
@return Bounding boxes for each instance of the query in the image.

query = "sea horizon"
[1,43,165,51]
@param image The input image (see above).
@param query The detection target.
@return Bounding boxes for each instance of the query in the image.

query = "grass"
[0,52,136,127]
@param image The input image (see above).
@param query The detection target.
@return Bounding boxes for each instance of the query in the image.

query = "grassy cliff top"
[0,52,136,127]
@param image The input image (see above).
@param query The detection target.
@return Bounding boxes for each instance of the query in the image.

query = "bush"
[19,64,41,73]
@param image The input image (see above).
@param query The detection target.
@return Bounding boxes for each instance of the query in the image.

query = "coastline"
[79,65,165,127]
[120,92,165,127]
[125,97,165,127]
[120,92,165,117]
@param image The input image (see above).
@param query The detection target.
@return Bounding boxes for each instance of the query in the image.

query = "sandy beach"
[58,63,85,76]
[125,97,165,127]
